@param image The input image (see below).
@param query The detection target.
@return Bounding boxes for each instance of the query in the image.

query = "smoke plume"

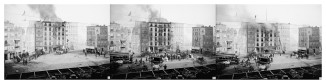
[28,4,62,21]
[216,4,254,22]
[139,5,167,22]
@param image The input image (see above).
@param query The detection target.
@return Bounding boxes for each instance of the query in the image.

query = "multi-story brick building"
[136,21,186,53]
[171,23,185,52]
[65,22,79,50]
[299,26,321,54]
[4,21,25,60]
[244,22,281,54]
[215,22,240,54]
[87,25,109,50]
[144,22,172,53]
[109,22,131,52]
[192,26,214,53]
[34,21,67,53]
[4,21,25,53]
[277,23,292,53]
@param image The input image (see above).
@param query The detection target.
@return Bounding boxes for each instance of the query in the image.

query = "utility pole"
[266,8,268,22]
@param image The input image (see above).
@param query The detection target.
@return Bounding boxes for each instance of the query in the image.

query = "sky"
[5,4,321,50]
[5,4,111,26]
[110,4,215,26]
[216,4,321,26]
[152,4,216,26]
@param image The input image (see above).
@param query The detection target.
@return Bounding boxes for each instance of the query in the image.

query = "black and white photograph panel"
[3,4,322,80]
[109,4,217,80]
[4,4,111,79]
[215,4,322,80]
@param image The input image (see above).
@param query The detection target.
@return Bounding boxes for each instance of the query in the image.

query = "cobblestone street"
[5,50,110,75]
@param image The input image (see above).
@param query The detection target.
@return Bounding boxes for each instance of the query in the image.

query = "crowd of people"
[83,48,107,57]
[124,52,198,73]
[10,49,45,65]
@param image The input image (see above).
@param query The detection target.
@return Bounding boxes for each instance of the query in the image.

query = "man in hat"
[163,64,167,70]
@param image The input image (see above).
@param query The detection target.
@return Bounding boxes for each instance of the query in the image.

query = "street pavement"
[114,53,216,74]
[5,50,110,75]
[221,53,322,75]
[5,51,321,77]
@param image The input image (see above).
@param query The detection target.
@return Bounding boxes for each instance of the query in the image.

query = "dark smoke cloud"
[216,4,254,22]
[138,5,167,22]
[28,4,62,21]
[110,4,168,26]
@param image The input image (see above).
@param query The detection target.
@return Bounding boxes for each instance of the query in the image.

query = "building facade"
[146,22,172,53]
[171,23,185,52]
[245,22,281,54]
[277,23,292,53]
[34,21,67,53]
[299,26,321,54]
[109,22,131,52]
[87,25,109,50]
[4,21,25,53]
[215,22,240,54]
[192,26,214,53]
[65,22,79,50]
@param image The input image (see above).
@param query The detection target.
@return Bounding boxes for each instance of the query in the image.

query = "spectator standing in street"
[103,51,106,57]
[83,49,87,57]
[135,59,138,64]
[22,51,26,65]
[140,58,143,64]
[94,49,97,57]
[163,64,167,70]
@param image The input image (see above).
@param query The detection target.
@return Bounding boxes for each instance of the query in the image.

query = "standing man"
[83,49,87,57]
[163,64,167,70]
[103,51,106,57]
[22,51,27,65]
[95,48,98,57]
